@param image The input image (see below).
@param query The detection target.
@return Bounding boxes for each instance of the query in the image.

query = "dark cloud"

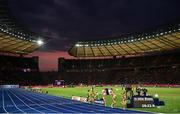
[8,0,180,51]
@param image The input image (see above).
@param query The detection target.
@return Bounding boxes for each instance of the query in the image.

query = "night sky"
[7,0,180,71]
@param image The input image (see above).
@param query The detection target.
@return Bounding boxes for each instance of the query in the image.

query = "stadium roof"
[0,0,47,55]
[69,23,180,57]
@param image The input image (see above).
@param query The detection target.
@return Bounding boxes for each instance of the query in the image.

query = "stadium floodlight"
[75,44,80,47]
[37,39,44,46]
[85,44,89,47]
[160,33,164,35]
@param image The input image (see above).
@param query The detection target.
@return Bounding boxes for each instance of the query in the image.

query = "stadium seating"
[0,55,40,85]
[58,51,180,84]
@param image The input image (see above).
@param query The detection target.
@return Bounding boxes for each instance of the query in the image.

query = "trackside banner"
[72,96,87,102]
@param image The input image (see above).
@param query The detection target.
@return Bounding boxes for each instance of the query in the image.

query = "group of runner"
[87,87,126,109]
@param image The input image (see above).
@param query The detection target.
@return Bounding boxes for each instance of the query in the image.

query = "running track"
[0,88,148,113]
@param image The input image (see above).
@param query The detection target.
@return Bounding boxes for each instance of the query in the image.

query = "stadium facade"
[59,22,180,85]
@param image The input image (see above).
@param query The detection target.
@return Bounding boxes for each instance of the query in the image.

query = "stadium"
[0,0,180,113]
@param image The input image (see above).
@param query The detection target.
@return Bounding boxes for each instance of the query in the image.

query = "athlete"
[110,90,117,108]
[87,86,96,103]
[121,92,126,110]
[87,89,90,102]
[102,89,107,106]
[91,86,96,103]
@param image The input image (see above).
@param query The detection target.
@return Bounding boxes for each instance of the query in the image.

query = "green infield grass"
[42,86,180,113]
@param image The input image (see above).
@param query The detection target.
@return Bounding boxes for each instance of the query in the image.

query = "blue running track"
[0,88,148,113]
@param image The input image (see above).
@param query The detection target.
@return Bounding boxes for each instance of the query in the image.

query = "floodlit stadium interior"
[0,0,180,113]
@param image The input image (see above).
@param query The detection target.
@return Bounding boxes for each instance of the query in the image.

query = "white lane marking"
[7,89,43,113]
[22,90,112,113]
[6,90,26,113]
[20,90,93,112]
[2,89,8,113]
[22,93,89,112]
[14,89,76,113]
[10,89,70,113]
[37,92,124,113]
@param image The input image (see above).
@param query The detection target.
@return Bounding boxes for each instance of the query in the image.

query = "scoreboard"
[132,96,155,108]
[54,80,65,86]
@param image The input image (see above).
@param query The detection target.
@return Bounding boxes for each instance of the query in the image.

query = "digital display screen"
[133,96,155,108]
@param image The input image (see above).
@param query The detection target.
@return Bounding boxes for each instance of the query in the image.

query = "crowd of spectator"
[0,51,179,86]
[0,55,45,85]
[59,51,180,84]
